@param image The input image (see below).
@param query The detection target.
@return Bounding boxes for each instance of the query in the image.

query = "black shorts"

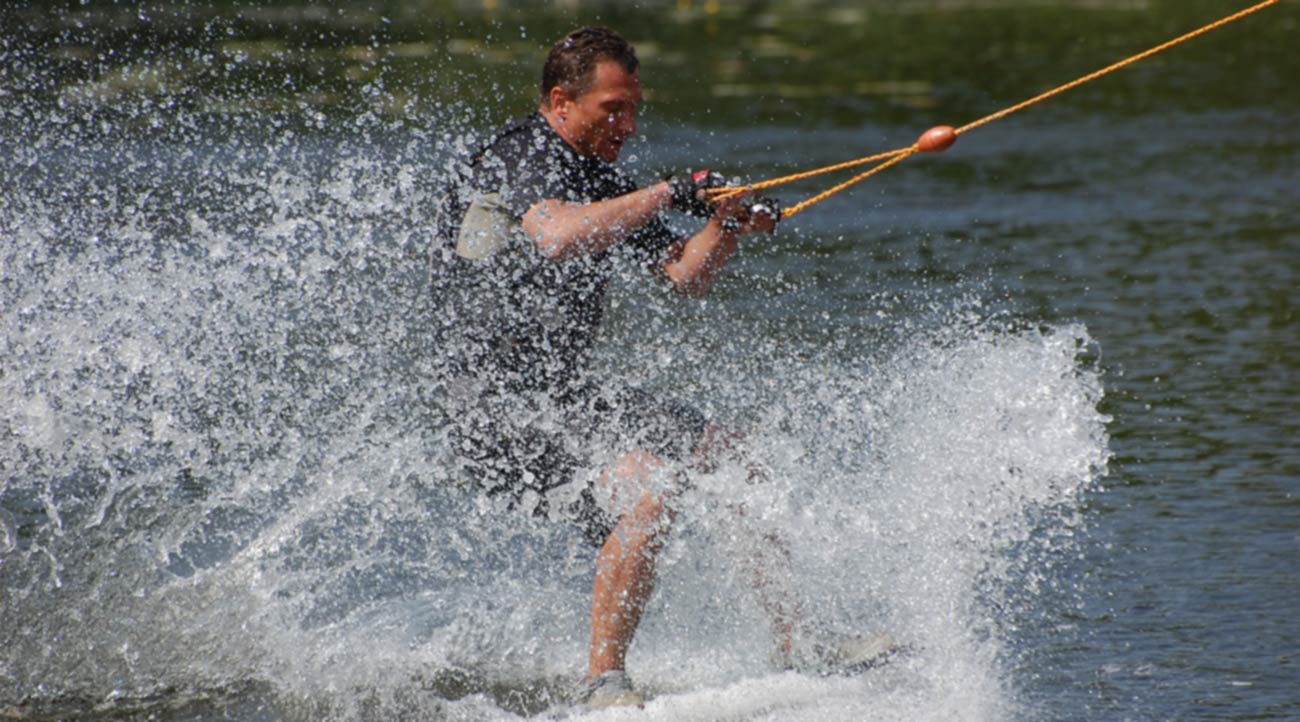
[449,383,709,546]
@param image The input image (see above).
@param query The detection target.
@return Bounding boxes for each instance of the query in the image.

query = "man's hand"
[668,170,727,218]
[711,192,780,236]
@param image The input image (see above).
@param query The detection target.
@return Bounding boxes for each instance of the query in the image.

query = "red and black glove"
[668,170,727,218]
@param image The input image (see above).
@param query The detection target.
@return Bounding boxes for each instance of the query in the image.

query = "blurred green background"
[5,0,1296,129]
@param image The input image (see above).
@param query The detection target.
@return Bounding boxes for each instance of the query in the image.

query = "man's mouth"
[602,138,625,159]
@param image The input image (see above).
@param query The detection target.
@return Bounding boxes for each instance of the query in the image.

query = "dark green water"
[7,0,1299,124]
[2,2,1297,721]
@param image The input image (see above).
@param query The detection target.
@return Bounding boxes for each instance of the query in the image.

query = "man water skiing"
[440,27,890,708]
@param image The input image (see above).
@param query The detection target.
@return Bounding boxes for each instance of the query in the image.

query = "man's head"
[540,27,642,163]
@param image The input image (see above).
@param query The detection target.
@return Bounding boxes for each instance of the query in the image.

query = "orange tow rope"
[708,0,1281,220]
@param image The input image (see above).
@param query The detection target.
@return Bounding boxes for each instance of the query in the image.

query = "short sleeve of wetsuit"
[481,116,587,221]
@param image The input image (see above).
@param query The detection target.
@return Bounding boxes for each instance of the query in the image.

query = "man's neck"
[539,105,587,159]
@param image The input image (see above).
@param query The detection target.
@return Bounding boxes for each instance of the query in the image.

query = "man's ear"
[548,86,571,118]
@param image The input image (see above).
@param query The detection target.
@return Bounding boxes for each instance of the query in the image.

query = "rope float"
[708,0,1282,220]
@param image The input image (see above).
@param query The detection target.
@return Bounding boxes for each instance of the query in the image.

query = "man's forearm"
[663,191,777,296]
[663,221,740,298]
[522,182,673,261]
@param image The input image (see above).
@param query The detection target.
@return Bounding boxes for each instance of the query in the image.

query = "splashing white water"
[1,94,1108,721]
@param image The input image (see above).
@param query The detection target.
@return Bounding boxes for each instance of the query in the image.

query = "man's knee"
[608,489,674,556]
[694,423,741,458]
[611,448,663,482]
[595,448,676,529]
[691,423,758,475]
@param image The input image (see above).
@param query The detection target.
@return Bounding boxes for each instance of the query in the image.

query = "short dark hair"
[540,27,639,106]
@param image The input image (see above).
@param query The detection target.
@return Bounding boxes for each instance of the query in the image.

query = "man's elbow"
[675,281,711,299]
[532,233,568,261]
[664,264,713,298]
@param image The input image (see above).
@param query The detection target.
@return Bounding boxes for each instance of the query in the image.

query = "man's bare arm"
[522,179,776,297]
[522,182,673,261]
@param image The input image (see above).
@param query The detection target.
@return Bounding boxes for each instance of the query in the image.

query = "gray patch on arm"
[455,192,521,261]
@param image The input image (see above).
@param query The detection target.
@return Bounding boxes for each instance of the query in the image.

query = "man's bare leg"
[720,505,804,659]
[691,424,807,658]
[587,450,674,679]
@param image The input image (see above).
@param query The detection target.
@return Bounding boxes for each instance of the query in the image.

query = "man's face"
[555,60,641,163]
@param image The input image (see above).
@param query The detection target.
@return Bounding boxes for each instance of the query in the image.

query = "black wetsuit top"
[446,112,678,397]
[439,115,707,542]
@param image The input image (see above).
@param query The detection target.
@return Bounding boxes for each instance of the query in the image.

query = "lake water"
[1,2,1296,721]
